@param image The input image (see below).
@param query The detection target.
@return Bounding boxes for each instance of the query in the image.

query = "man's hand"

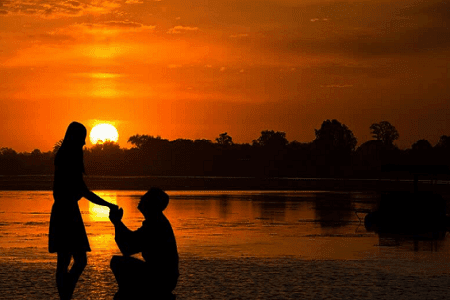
[109,207,124,225]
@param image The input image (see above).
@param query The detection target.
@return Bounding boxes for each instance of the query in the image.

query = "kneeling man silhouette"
[109,188,179,300]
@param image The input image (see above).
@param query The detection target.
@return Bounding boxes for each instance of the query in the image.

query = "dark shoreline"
[1,175,449,194]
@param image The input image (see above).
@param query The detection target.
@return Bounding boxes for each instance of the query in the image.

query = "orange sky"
[1,0,449,152]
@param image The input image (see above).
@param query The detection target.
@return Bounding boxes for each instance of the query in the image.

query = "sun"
[90,123,119,145]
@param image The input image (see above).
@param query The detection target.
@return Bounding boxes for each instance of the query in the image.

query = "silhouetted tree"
[18,149,53,174]
[128,135,162,149]
[434,135,450,168]
[286,141,313,177]
[409,139,434,165]
[251,131,289,177]
[314,120,357,152]
[354,140,403,177]
[194,139,213,147]
[91,141,121,152]
[0,147,17,156]
[0,147,19,174]
[313,120,357,176]
[3,127,450,179]
[31,149,42,156]
[436,135,450,150]
[252,130,288,148]
[411,139,432,152]
[215,132,233,146]
[84,141,125,175]
[370,121,399,146]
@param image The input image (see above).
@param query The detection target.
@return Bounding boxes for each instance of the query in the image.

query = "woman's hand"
[109,203,119,211]
[85,191,120,210]
[109,207,124,225]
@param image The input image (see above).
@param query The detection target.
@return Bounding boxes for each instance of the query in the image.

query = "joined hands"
[109,206,124,224]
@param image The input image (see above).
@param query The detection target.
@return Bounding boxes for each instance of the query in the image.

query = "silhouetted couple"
[49,122,178,299]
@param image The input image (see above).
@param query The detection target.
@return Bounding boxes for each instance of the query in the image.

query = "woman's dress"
[48,162,91,253]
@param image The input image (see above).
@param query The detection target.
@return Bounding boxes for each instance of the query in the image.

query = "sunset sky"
[1,0,449,152]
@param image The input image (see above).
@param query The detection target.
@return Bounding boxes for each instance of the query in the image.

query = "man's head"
[138,188,169,216]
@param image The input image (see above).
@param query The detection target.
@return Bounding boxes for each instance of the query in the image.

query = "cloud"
[67,1,81,7]
[105,21,143,28]
[229,34,249,38]
[0,0,120,18]
[88,20,152,29]
[61,21,155,36]
[261,1,450,59]
[17,20,155,46]
[27,32,75,42]
[166,26,199,34]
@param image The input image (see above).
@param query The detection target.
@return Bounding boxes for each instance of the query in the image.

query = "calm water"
[1,190,450,261]
[3,190,450,299]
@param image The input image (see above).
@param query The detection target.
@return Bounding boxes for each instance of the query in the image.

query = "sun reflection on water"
[88,192,118,222]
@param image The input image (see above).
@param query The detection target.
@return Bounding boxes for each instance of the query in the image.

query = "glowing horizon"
[1,0,449,152]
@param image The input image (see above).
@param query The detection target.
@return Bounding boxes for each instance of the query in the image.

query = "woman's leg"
[56,252,72,300]
[70,251,87,282]
[65,251,87,299]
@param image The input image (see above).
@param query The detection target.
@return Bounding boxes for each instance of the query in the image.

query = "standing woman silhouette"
[49,122,118,300]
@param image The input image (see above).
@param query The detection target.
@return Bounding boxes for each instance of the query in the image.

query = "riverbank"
[0,175,449,193]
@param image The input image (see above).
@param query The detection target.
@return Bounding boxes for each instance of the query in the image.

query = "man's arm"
[109,208,142,256]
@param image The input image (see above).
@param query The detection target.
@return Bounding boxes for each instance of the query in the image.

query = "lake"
[1,190,450,299]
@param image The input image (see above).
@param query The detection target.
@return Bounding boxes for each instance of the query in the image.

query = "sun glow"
[88,192,118,222]
[90,123,119,145]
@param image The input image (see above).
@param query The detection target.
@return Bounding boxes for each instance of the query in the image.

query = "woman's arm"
[80,178,117,209]
[84,190,118,209]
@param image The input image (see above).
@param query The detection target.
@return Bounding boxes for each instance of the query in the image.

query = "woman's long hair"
[55,122,87,174]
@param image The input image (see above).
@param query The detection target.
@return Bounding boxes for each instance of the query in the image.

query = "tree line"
[1,120,450,178]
